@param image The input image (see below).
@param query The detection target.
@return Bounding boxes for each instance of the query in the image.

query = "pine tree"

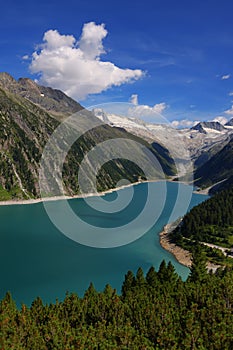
[189,245,208,282]
[135,267,146,287]
[157,260,167,282]
[121,270,135,297]
[146,266,158,287]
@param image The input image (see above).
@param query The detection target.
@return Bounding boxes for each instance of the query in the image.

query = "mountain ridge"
[0,73,176,201]
[191,121,227,133]
[93,108,233,171]
[0,72,83,119]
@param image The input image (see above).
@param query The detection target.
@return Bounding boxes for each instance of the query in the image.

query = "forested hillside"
[171,186,233,265]
[0,260,233,349]
[0,74,176,200]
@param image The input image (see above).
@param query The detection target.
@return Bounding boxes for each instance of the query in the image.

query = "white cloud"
[221,74,231,80]
[29,23,144,100]
[212,116,228,125]
[229,91,233,96]
[78,22,107,60]
[129,102,167,118]
[22,55,30,60]
[128,94,167,119]
[130,94,138,106]
[224,105,233,115]
[171,119,199,129]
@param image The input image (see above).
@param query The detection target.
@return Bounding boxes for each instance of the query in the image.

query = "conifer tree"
[189,245,208,282]
[121,270,135,297]
[146,266,158,287]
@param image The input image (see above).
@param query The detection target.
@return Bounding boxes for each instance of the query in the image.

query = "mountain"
[193,133,233,168]
[0,72,83,119]
[0,73,176,201]
[93,109,233,171]
[194,136,233,190]
[191,121,226,134]
[226,117,233,126]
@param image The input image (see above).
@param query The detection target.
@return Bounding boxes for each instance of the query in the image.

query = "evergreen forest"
[1,255,233,349]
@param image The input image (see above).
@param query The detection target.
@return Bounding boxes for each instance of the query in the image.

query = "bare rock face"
[0,72,83,119]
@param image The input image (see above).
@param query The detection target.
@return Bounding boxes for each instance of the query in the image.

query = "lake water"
[0,181,208,306]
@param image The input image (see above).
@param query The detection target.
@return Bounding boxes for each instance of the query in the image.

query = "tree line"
[1,252,233,349]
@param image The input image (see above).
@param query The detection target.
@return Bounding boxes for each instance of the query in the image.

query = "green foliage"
[0,86,176,201]
[188,245,208,282]
[171,186,233,265]
[1,261,233,349]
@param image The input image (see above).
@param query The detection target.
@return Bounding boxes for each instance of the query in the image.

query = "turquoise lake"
[0,181,208,306]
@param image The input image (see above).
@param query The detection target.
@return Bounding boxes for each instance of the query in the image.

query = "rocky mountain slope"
[194,136,233,190]
[191,121,227,133]
[93,108,233,170]
[0,72,83,119]
[0,73,176,200]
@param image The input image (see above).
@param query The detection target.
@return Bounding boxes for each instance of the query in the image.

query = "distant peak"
[0,72,15,80]
[0,72,17,86]
[191,121,226,133]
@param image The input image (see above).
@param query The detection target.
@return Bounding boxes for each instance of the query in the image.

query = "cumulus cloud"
[212,116,228,124]
[224,105,233,115]
[171,119,199,129]
[130,94,138,106]
[221,74,231,80]
[78,22,107,59]
[29,23,144,100]
[128,94,167,119]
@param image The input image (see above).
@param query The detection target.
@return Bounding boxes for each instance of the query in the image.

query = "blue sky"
[1,0,233,125]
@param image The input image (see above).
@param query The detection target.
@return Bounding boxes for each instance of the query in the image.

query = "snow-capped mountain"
[93,108,233,169]
[191,121,227,133]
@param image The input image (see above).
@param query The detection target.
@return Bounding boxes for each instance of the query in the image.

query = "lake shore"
[0,177,187,206]
[159,221,222,272]
[159,221,192,268]
[0,177,195,206]
[193,179,227,195]
[0,180,146,206]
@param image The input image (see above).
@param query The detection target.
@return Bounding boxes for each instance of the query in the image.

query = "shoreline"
[159,221,192,268]
[193,178,228,195]
[159,221,222,272]
[0,178,186,206]
[0,177,199,207]
[0,180,151,206]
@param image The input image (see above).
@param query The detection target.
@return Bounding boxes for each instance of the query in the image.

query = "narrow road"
[199,241,233,258]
